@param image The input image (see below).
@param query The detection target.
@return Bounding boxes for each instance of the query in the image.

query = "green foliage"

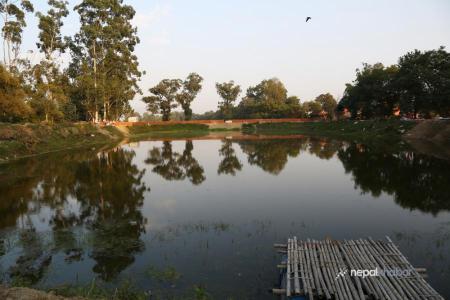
[396,46,450,117]
[302,100,322,118]
[314,93,337,120]
[27,61,68,122]
[244,119,416,144]
[215,80,241,119]
[176,73,203,120]
[0,0,34,68]
[338,63,399,119]
[143,79,182,121]
[68,0,142,122]
[0,64,32,122]
[338,47,450,119]
[36,0,69,60]
[238,78,288,118]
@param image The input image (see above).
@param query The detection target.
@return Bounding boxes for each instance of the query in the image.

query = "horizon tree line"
[0,1,448,123]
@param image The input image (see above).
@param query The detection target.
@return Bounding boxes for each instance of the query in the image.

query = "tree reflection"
[307,138,342,160]
[145,141,205,185]
[237,139,306,175]
[218,140,242,176]
[74,149,148,280]
[0,147,149,282]
[338,143,450,214]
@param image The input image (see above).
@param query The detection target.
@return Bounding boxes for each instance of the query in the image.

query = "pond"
[0,136,449,299]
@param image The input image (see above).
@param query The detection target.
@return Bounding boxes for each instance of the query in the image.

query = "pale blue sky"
[22,0,450,114]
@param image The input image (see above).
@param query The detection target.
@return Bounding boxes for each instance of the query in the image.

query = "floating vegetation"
[145,265,181,283]
[151,221,232,242]
[9,229,52,285]
[192,285,212,300]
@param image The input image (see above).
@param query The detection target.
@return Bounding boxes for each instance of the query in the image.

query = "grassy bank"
[0,122,126,162]
[242,119,418,143]
[1,120,442,163]
[0,123,212,162]
[127,123,210,139]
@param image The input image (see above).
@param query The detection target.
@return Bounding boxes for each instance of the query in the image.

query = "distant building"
[128,116,139,123]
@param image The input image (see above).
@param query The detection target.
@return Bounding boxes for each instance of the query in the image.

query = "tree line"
[0,1,448,123]
[191,47,449,121]
[145,76,338,121]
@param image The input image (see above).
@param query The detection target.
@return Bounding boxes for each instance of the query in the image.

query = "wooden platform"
[274,237,443,300]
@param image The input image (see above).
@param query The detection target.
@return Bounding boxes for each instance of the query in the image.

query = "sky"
[21,0,450,114]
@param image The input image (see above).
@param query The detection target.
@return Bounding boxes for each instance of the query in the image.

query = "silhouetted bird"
[306,17,311,22]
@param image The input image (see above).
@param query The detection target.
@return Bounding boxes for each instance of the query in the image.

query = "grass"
[243,119,418,143]
[47,279,148,300]
[42,279,213,300]
[145,266,182,283]
[0,123,211,162]
[0,122,127,161]
[127,123,210,140]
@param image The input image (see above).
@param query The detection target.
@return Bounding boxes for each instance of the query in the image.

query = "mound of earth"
[403,120,450,160]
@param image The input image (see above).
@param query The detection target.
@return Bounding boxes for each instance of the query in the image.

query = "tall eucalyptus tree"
[69,0,142,122]
[31,0,69,122]
[0,0,33,70]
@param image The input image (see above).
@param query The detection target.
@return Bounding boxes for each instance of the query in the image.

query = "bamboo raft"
[273,237,443,300]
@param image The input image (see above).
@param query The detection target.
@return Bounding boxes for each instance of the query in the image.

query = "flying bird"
[306,17,311,22]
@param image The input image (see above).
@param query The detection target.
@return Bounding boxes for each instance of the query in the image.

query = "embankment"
[403,120,450,160]
[0,122,210,162]
[243,119,417,143]
[244,119,450,158]
[1,119,448,162]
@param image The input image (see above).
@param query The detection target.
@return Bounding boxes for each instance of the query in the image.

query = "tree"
[242,78,288,117]
[215,81,241,119]
[36,0,68,60]
[31,0,69,122]
[0,0,34,69]
[28,61,68,122]
[302,100,322,118]
[396,47,450,118]
[284,96,304,118]
[337,63,399,119]
[69,0,142,122]
[176,73,203,120]
[0,64,32,122]
[314,93,337,120]
[143,79,182,121]
[236,78,301,118]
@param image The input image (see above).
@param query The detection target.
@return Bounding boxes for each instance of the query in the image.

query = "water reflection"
[75,150,148,280]
[0,148,149,282]
[0,137,449,298]
[338,143,450,214]
[145,141,205,185]
[217,140,242,176]
[238,139,305,175]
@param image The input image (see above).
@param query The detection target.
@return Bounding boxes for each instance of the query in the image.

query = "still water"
[0,136,449,299]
